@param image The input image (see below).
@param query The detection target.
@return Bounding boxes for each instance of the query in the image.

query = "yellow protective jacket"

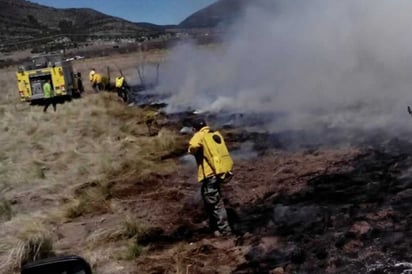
[115,76,125,88]
[188,126,215,182]
[91,73,102,84]
[43,82,53,98]
[89,70,95,82]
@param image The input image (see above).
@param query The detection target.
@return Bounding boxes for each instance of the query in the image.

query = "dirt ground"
[44,145,354,273]
[45,134,412,274]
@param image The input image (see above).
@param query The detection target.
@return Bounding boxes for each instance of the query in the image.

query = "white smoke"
[158,0,412,135]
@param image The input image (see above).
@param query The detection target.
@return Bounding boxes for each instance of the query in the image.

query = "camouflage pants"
[201,176,232,235]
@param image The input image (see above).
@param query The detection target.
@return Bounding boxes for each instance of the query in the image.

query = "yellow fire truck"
[16,54,83,102]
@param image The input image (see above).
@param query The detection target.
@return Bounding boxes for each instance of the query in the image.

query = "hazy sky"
[30,0,217,25]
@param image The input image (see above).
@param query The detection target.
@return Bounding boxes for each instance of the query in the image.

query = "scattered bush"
[6,221,54,270]
[0,200,13,221]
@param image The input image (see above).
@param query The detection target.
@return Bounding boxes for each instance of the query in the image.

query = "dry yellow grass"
[0,92,175,191]
[87,214,145,245]
[6,219,54,272]
[0,50,185,273]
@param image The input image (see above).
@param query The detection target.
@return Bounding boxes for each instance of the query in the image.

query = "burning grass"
[0,59,184,272]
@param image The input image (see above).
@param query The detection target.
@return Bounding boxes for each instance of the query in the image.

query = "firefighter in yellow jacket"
[188,118,232,236]
[89,68,102,93]
[115,75,129,103]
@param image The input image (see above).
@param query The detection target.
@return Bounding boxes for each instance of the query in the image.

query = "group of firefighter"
[42,68,130,112]
[42,67,235,238]
[88,68,129,103]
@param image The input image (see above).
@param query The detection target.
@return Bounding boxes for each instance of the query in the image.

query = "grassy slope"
[0,52,186,273]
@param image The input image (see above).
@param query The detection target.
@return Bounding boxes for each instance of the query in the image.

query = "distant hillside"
[0,0,163,49]
[0,0,256,55]
[179,0,250,28]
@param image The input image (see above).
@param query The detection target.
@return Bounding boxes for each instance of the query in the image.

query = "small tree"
[136,43,147,87]
[136,43,161,88]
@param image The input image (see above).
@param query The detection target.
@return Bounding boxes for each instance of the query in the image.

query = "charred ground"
[232,139,412,273]
[101,97,412,273]
[96,85,409,273]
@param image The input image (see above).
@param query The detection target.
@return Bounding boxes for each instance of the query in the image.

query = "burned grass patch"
[230,139,412,273]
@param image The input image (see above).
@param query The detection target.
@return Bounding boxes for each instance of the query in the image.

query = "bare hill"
[179,0,250,28]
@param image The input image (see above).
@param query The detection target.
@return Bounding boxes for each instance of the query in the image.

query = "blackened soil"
[232,138,412,273]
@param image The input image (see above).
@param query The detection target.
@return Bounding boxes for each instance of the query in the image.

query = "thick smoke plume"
[158,0,412,136]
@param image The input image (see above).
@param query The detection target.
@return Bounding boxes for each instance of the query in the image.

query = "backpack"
[202,130,234,183]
